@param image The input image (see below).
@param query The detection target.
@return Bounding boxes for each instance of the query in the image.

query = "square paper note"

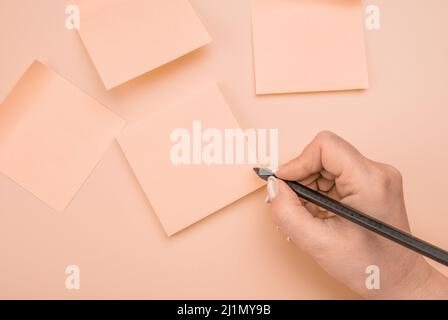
[251,0,369,94]
[118,86,264,236]
[77,0,211,90]
[0,61,125,212]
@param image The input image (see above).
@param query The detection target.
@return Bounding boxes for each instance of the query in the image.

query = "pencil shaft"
[284,180,448,267]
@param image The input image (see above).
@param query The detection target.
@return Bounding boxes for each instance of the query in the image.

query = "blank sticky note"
[251,0,369,94]
[117,86,264,236]
[0,61,125,212]
[77,0,211,90]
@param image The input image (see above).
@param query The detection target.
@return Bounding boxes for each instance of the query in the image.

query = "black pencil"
[254,167,448,266]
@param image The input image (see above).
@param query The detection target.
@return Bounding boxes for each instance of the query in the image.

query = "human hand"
[266,131,448,299]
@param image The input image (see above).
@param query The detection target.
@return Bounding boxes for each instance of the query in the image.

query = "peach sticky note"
[251,0,369,94]
[77,0,211,90]
[118,86,264,236]
[0,61,125,212]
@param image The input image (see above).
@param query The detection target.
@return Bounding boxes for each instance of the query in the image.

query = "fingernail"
[276,225,280,231]
[286,237,291,242]
[267,176,279,201]
[272,168,278,175]
[264,196,270,204]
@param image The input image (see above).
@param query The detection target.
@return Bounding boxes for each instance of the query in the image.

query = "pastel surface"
[1,0,447,299]
[251,0,369,94]
[118,86,264,235]
[77,0,211,89]
[0,61,125,212]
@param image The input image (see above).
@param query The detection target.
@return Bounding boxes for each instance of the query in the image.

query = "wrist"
[409,264,448,299]
[367,258,447,299]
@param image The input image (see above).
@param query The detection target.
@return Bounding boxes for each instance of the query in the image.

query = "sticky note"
[251,0,369,94]
[117,86,264,236]
[77,0,211,90]
[0,61,125,212]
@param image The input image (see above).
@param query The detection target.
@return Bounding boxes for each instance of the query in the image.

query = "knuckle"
[387,165,403,184]
[371,163,403,192]
[315,130,337,143]
[376,167,391,185]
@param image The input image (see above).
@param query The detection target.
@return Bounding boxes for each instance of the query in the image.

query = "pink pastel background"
[0,0,447,299]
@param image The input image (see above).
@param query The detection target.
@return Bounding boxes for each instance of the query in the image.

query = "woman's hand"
[266,131,448,299]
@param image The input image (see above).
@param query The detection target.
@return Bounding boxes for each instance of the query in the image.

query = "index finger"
[275,131,366,182]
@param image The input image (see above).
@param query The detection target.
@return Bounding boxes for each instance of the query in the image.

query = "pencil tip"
[253,167,273,181]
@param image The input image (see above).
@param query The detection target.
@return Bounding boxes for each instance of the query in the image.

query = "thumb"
[267,177,329,252]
